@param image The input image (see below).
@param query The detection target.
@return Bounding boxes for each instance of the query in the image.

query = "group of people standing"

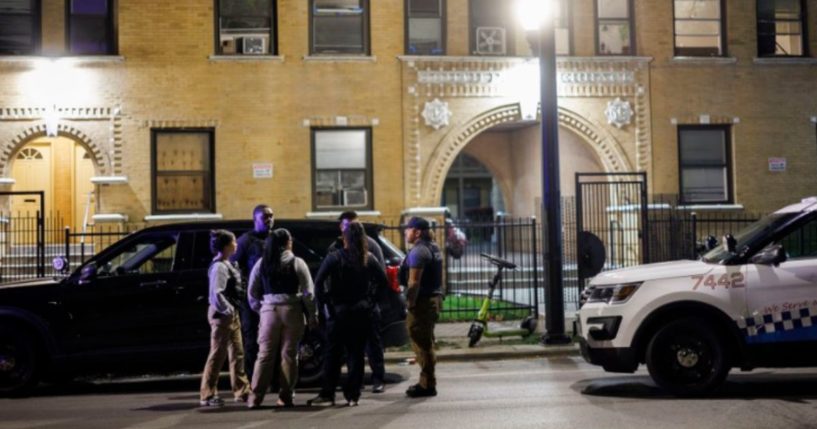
[197,205,443,408]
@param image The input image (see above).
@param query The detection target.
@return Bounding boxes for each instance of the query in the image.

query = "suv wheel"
[297,329,325,385]
[0,326,39,396]
[645,318,729,396]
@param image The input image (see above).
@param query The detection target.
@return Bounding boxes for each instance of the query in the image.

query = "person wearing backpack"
[246,228,317,408]
[308,221,388,407]
[199,229,251,407]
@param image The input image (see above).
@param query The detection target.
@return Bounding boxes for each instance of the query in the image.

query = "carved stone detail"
[422,99,453,130]
[604,98,634,129]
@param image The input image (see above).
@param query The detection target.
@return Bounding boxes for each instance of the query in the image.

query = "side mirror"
[79,262,98,284]
[705,235,718,250]
[750,244,787,266]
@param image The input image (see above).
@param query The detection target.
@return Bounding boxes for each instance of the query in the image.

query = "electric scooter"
[467,253,537,347]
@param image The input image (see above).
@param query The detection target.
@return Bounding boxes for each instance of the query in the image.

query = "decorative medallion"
[422,98,452,130]
[604,97,634,129]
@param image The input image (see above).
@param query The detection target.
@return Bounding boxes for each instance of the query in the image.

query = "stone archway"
[2,123,107,178]
[7,128,101,229]
[418,103,634,207]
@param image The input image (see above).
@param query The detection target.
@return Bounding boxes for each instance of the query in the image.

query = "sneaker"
[306,395,335,407]
[405,384,437,398]
[276,398,294,408]
[199,396,225,407]
[372,382,385,394]
[235,393,249,403]
[346,399,359,407]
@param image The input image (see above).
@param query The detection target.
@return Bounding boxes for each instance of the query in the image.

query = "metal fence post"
[690,211,698,259]
[64,227,70,273]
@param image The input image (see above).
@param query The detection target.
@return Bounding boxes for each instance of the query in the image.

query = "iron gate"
[0,191,46,280]
[575,173,648,289]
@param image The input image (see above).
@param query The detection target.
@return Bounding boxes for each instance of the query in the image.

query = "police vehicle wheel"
[297,329,325,385]
[645,318,729,396]
[0,326,39,396]
[467,323,483,347]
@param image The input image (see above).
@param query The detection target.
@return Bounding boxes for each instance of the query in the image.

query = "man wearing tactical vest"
[231,204,274,379]
[402,216,443,398]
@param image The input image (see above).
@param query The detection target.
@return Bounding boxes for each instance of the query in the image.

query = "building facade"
[0,0,815,227]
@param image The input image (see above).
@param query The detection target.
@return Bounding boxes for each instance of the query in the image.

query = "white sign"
[768,158,786,172]
[253,163,273,179]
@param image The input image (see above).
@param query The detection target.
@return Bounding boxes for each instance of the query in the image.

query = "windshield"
[702,212,797,263]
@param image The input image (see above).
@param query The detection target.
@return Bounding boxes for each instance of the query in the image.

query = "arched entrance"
[11,135,96,230]
[440,153,506,220]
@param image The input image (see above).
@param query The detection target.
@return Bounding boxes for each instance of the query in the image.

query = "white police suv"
[578,197,817,395]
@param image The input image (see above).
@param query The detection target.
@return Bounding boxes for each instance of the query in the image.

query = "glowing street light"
[516,0,571,344]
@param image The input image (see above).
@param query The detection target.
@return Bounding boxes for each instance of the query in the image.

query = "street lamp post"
[517,0,571,344]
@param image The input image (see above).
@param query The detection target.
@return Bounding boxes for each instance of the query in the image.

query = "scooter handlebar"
[479,253,517,270]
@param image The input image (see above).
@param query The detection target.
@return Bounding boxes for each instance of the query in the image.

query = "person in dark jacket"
[308,221,388,407]
[199,229,251,407]
[231,204,274,378]
[327,211,386,393]
[402,217,443,398]
[246,228,317,408]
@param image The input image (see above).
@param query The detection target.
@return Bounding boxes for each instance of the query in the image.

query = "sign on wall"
[253,163,273,179]
[768,157,786,172]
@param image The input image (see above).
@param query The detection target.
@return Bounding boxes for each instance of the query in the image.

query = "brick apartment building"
[0,0,816,228]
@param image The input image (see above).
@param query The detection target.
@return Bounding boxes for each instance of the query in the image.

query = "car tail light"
[386,266,400,293]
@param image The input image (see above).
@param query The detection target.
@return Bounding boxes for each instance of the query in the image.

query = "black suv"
[0,220,407,395]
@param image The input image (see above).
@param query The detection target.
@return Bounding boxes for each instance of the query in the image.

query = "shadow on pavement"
[574,372,817,401]
[19,372,406,399]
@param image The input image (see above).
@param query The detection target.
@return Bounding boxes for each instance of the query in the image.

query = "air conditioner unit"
[475,27,506,55]
[343,189,367,207]
[240,36,267,54]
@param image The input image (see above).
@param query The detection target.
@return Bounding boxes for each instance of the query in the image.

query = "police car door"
[744,214,817,356]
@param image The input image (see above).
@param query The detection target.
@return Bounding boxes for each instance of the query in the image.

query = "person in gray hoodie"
[246,228,317,408]
[199,229,250,407]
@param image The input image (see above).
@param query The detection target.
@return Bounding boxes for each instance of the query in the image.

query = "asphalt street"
[3,357,817,429]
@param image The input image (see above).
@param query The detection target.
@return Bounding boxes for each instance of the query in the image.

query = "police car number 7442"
[577,197,817,396]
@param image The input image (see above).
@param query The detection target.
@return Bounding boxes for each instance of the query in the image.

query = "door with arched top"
[11,136,96,232]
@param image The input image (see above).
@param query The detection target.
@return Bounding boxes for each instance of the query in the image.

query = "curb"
[384,344,580,364]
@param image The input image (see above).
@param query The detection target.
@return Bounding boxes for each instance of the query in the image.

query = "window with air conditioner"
[310,0,369,55]
[312,128,373,210]
[216,0,275,55]
[470,0,514,56]
[0,0,40,55]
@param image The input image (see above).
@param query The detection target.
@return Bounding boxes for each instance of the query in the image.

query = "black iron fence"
[0,200,766,318]
[381,216,541,321]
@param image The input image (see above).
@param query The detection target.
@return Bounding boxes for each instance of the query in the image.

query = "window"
[554,0,572,55]
[66,0,115,55]
[98,233,179,276]
[674,0,724,56]
[151,129,215,214]
[470,0,514,56]
[216,0,276,55]
[778,217,817,259]
[757,0,807,57]
[310,0,369,55]
[678,125,732,204]
[0,0,39,55]
[596,0,634,55]
[312,128,373,210]
[406,0,445,55]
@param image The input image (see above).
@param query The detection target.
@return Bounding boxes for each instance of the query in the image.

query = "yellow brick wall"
[5,0,817,222]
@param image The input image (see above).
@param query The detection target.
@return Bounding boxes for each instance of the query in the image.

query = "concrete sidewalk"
[384,320,580,363]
